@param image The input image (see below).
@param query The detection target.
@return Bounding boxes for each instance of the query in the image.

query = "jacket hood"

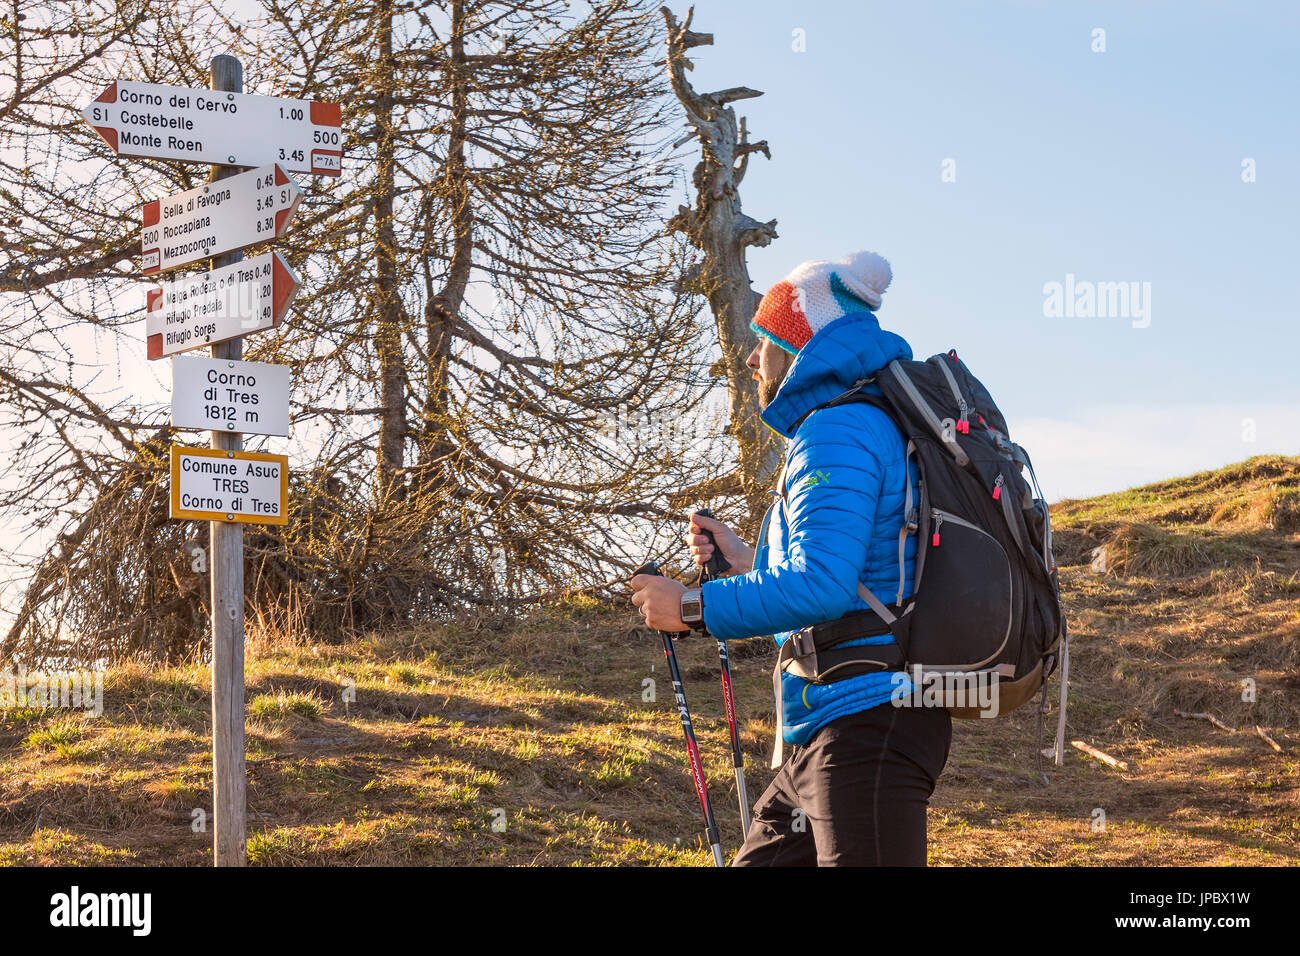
[759,309,912,437]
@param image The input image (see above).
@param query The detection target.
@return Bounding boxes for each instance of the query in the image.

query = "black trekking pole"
[694,509,750,837]
[632,560,725,867]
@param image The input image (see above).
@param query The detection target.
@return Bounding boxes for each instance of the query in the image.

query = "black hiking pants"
[731,703,952,867]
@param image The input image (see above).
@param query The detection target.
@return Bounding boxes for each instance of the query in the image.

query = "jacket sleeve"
[701,405,895,641]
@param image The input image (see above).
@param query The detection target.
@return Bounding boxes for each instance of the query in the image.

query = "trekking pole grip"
[694,508,732,579]
[632,560,661,580]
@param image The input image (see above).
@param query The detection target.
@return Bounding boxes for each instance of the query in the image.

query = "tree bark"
[374,0,407,502]
[415,0,472,493]
[661,5,781,536]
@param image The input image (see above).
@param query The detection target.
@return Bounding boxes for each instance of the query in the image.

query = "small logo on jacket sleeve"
[800,469,830,490]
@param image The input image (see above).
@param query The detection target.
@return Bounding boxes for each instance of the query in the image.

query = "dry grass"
[2,459,1299,866]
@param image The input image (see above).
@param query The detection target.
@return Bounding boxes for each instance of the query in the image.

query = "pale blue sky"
[682,0,1299,500]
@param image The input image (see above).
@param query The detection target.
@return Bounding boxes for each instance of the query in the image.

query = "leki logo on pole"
[673,684,689,721]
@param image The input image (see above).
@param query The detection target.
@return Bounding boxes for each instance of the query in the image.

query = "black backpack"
[777,350,1069,766]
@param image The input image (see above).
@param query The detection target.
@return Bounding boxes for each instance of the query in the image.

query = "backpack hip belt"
[777,608,904,685]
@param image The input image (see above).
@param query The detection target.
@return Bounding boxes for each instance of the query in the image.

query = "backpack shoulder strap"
[778,381,918,623]
[787,379,901,434]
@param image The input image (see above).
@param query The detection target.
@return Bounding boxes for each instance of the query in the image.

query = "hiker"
[630,251,952,866]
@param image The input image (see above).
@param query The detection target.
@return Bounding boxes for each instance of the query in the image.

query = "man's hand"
[629,574,688,632]
[687,512,754,575]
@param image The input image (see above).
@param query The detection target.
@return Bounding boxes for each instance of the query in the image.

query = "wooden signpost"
[82,54,343,866]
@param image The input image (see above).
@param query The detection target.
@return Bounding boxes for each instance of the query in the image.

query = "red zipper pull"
[931,512,943,547]
[993,475,1004,500]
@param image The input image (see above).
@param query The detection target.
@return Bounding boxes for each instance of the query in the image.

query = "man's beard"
[758,350,793,407]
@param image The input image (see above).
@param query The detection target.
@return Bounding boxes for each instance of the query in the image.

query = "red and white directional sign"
[171,356,291,437]
[82,81,342,176]
[142,164,301,275]
[145,250,299,360]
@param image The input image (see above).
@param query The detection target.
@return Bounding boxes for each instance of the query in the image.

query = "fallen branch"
[1255,725,1284,753]
[1070,740,1128,770]
[1174,709,1238,733]
[1175,710,1285,753]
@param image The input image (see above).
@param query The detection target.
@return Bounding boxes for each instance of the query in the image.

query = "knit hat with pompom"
[751,251,893,355]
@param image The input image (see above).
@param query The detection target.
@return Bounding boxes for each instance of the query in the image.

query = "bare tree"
[0,0,733,663]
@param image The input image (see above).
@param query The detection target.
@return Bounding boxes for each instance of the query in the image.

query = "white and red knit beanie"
[751,251,893,355]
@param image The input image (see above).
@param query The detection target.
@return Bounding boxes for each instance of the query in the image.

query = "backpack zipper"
[930,507,995,543]
[931,508,989,535]
[936,353,970,434]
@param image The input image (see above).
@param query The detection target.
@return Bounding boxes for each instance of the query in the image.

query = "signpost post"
[207,54,249,869]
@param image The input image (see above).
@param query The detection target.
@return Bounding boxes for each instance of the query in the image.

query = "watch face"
[681,596,702,621]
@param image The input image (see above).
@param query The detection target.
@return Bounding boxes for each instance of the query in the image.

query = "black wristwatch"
[680,587,706,632]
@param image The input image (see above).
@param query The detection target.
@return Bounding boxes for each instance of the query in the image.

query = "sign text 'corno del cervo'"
[82,81,342,176]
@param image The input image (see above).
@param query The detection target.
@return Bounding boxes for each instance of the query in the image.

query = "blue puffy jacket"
[701,309,919,753]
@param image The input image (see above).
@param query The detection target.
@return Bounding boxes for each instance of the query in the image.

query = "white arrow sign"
[142,164,301,275]
[145,250,299,360]
[83,81,342,176]
[172,356,291,437]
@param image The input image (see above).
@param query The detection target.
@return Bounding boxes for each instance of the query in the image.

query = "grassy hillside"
[2,455,1298,865]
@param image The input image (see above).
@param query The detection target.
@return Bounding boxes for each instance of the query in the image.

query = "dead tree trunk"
[661,5,781,535]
